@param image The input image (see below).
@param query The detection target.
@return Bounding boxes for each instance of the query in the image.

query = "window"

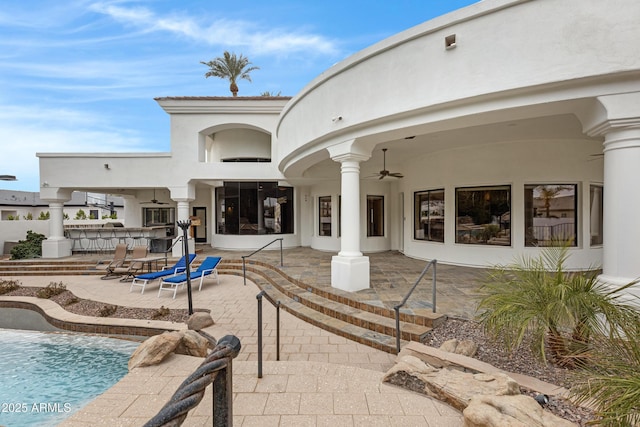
[367,195,384,237]
[524,184,577,247]
[414,189,444,242]
[318,196,332,236]
[456,186,511,245]
[216,182,293,235]
[590,185,603,246]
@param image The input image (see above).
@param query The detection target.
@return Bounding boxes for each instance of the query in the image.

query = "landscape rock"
[128,331,182,370]
[439,338,478,357]
[463,394,577,427]
[175,330,211,357]
[384,355,520,411]
[187,312,214,330]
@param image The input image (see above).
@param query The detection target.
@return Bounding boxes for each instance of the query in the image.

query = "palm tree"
[477,243,639,366]
[200,51,259,97]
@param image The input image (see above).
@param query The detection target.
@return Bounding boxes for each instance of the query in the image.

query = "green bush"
[10,230,46,260]
[36,281,67,298]
[570,320,640,426]
[38,211,50,220]
[477,243,639,366]
[75,209,87,220]
[23,212,33,220]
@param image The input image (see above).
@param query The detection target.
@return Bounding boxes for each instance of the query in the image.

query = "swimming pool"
[0,328,139,427]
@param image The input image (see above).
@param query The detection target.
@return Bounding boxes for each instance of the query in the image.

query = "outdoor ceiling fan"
[141,189,169,205]
[374,148,403,180]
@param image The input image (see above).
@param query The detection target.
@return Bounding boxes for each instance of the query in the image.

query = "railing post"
[276,301,280,361]
[242,256,247,286]
[257,292,263,378]
[432,262,437,313]
[279,238,283,266]
[212,354,233,427]
[394,306,401,354]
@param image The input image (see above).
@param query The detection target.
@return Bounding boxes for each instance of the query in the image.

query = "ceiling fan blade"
[389,173,404,178]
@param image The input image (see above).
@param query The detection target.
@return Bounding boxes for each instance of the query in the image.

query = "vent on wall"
[445,34,457,50]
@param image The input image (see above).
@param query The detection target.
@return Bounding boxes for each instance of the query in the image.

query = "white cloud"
[89,1,339,56]
[0,104,151,191]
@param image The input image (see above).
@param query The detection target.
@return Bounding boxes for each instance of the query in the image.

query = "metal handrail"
[393,259,437,354]
[144,334,241,427]
[241,238,284,286]
[256,290,281,378]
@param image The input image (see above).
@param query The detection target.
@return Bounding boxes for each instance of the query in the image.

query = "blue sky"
[0,0,478,192]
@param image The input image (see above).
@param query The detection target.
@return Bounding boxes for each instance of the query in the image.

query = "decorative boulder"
[439,338,479,357]
[384,355,520,411]
[187,312,214,330]
[463,394,577,427]
[128,331,182,370]
[175,330,211,357]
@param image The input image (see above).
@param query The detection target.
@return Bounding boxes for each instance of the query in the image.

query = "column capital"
[330,152,371,164]
[578,92,640,137]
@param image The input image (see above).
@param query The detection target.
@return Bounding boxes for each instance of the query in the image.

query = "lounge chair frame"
[158,256,222,299]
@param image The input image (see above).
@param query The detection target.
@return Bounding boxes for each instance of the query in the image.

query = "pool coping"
[0,296,185,337]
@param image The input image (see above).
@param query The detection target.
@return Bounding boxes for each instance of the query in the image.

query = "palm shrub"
[570,318,640,426]
[477,243,639,366]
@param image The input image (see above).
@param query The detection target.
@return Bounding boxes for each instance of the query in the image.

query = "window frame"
[318,196,332,237]
[455,185,511,246]
[524,184,577,247]
[367,195,385,237]
[414,189,445,242]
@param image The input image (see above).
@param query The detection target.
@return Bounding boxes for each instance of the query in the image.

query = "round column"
[48,202,65,240]
[339,159,363,257]
[599,126,640,290]
[330,152,370,292]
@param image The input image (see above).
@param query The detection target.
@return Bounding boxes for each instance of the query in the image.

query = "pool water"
[0,328,139,427]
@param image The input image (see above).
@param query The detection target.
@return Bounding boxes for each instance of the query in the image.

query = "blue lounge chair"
[130,254,197,294]
[158,256,222,299]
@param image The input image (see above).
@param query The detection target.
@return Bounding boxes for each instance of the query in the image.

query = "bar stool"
[66,229,85,254]
[100,229,115,251]
[131,228,147,249]
[83,229,103,254]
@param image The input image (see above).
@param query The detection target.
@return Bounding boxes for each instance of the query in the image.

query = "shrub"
[152,306,170,319]
[570,320,640,426]
[23,212,33,220]
[0,279,20,295]
[36,281,67,298]
[10,230,46,260]
[477,243,639,366]
[99,305,117,317]
[75,209,87,220]
[38,211,50,220]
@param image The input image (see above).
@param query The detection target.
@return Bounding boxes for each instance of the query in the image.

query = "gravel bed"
[4,286,190,323]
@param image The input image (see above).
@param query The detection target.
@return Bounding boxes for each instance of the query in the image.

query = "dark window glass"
[524,184,577,247]
[456,186,511,245]
[319,196,331,236]
[367,195,384,237]
[414,189,444,242]
[216,182,293,235]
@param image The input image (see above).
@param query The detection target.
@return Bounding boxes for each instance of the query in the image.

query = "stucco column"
[330,152,370,291]
[579,93,640,297]
[598,126,640,292]
[41,200,72,258]
[174,199,195,256]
